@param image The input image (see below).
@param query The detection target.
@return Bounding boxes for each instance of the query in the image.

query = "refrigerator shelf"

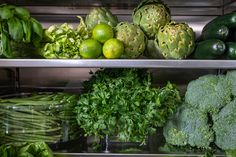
[1,59,236,69]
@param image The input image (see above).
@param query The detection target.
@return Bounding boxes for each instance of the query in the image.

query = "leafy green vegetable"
[0,142,54,157]
[226,150,236,157]
[21,20,32,43]
[15,7,30,20]
[0,4,43,58]
[0,5,14,20]
[31,18,43,40]
[7,17,24,42]
[40,16,89,59]
[76,69,181,144]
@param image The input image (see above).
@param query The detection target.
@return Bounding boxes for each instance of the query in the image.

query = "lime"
[103,38,124,59]
[92,23,114,43]
[80,39,102,59]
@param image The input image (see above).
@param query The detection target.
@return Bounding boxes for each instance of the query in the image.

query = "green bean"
[0,117,59,130]
[0,93,79,144]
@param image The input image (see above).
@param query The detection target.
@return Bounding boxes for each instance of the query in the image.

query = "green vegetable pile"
[75,69,181,144]
[0,4,43,58]
[0,142,53,157]
[0,93,79,144]
[163,70,236,156]
[133,0,195,59]
[40,16,89,59]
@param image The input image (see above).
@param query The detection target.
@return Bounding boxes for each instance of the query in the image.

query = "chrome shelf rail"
[1,59,236,69]
[54,153,225,157]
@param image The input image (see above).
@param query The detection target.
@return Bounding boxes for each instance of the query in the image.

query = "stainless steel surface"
[6,0,232,7]
[17,68,215,95]
[26,6,223,16]
[0,68,16,95]
[1,59,236,69]
[53,153,225,157]
[18,68,97,92]
[224,1,236,13]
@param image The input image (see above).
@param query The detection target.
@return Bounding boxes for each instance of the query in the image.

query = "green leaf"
[31,17,43,39]
[21,20,31,43]
[0,5,14,20]
[1,31,12,58]
[14,7,30,20]
[7,17,24,42]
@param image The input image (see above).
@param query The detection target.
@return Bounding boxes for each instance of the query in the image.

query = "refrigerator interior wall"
[17,68,218,95]
[0,68,16,95]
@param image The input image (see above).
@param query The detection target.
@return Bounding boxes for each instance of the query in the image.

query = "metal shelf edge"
[1,59,236,69]
[54,153,225,157]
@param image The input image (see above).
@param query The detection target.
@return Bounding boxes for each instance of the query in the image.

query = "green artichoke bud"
[115,22,146,59]
[145,40,165,59]
[85,7,118,30]
[133,0,171,39]
[156,22,195,59]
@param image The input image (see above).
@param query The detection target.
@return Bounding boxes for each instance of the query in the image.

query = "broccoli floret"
[213,99,236,150]
[226,71,236,96]
[163,103,214,149]
[185,75,231,114]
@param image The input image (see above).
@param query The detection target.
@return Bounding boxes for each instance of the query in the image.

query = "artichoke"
[156,22,195,59]
[115,22,146,59]
[133,0,171,39]
[85,7,118,30]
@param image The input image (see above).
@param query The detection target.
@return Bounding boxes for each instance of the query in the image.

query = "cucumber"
[203,12,236,31]
[193,39,226,59]
[226,42,236,59]
[202,25,229,41]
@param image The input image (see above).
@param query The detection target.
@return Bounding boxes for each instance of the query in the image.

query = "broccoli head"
[185,75,231,114]
[226,70,236,96]
[213,99,236,150]
[163,103,214,149]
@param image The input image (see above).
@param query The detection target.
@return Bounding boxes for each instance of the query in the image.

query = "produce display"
[163,70,236,156]
[0,4,43,58]
[0,142,53,157]
[1,0,236,156]
[193,12,236,59]
[0,1,197,60]
[0,93,80,144]
[75,69,181,144]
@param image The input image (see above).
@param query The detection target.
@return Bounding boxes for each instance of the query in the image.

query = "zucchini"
[203,12,236,31]
[226,42,236,59]
[202,25,229,41]
[193,39,226,59]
